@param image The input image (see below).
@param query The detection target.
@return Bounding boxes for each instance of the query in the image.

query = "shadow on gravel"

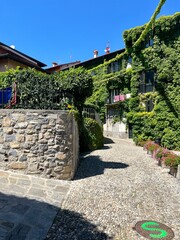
[104,137,115,144]
[75,155,129,180]
[0,192,58,239]
[46,209,112,240]
[0,192,110,240]
[101,145,112,150]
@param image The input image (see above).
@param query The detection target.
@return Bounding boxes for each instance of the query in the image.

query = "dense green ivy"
[87,11,180,150]
[125,13,180,150]
[131,0,167,50]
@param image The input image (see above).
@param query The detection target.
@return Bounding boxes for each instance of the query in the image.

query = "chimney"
[93,50,98,58]
[104,42,110,54]
[52,62,58,67]
[104,46,110,54]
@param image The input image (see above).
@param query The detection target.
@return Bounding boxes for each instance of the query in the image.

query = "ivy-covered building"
[86,12,180,150]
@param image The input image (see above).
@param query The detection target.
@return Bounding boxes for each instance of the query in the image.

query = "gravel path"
[46,138,180,240]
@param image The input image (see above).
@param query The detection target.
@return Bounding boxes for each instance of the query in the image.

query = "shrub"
[161,129,180,150]
[155,147,164,159]
[164,154,180,168]
[80,118,104,152]
[0,67,93,112]
[144,141,159,151]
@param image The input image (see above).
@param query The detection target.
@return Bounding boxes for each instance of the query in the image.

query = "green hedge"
[80,118,104,152]
[0,67,93,112]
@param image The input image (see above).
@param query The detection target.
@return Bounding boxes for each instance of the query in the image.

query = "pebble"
[46,138,180,240]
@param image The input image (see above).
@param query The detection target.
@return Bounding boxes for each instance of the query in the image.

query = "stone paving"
[0,170,70,239]
[46,138,180,240]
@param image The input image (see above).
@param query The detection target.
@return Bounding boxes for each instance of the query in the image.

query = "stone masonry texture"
[0,109,79,180]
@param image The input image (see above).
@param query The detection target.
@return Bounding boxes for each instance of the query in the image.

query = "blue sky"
[0,0,179,68]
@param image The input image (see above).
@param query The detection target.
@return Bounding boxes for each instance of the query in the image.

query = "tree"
[56,67,93,115]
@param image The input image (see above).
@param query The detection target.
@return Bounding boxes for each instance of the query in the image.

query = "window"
[145,70,154,92]
[109,89,119,103]
[108,108,119,118]
[107,60,121,73]
[128,57,132,64]
[114,61,119,72]
[144,33,154,48]
[139,70,155,93]
[146,100,154,112]
[145,38,154,48]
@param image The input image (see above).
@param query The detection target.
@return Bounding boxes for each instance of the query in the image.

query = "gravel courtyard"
[46,138,180,240]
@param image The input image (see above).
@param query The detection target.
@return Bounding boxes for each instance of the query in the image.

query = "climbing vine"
[87,11,180,150]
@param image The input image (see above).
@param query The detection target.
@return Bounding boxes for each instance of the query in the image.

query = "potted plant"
[154,147,163,165]
[144,141,156,155]
[148,142,160,158]
[164,154,180,177]
[155,147,171,166]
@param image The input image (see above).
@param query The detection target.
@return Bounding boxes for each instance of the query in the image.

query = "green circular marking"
[134,220,175,240]
[141,222,167,238]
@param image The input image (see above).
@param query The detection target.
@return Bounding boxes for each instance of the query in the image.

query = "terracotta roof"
[46,61,81,73]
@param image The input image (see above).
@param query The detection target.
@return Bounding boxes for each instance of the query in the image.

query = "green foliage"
[15,68,62,109]
[164,154,180,168]
[128,97,140,112]
[123,2,180,53]
[86,64,132,122]
[87,12,179,150]
[127,112,155,144]
[86,12,180,150]
[82,5,179,150]
[0,67,19,88]
[56,67,93,110]
[0,67,93,111]
[123,12,180,150]
[133,0,167,50]
[130,72,141,96]
[161,129,180,150]
[86,69,108,122]
[0,67,95,153]
[80,118,104,152]
[0,68,61,109]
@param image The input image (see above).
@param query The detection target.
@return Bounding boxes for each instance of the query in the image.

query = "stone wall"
[0,109,79,180]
